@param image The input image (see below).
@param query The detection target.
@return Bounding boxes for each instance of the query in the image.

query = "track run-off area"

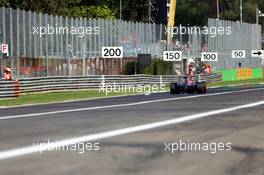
[0,85,264,175]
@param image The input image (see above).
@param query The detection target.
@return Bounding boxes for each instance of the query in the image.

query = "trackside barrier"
[237,69,253,80]
[0,73,222,99]
[0,81,20,98]
[253,68,263,79]
[221,68,263,81]
[14,81,20,97]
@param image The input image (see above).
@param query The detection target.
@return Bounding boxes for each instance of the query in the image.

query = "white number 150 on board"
[163,51,182,61]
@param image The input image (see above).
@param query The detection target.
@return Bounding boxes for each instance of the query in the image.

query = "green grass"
[0,86,166,107]
[0,89,143,107]
[0,78,263,107]
[208,78,264,87]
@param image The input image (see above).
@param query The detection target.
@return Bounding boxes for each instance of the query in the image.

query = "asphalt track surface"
[0,85,264,175]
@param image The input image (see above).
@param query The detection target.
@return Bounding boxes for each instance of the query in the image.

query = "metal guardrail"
[0,80,20,98]
[0,73,222,99]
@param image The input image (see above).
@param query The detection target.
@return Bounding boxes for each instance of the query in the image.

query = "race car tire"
[196,82,207,94]
[170,83,180,94]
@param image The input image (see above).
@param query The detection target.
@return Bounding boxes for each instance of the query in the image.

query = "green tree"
[67,5,116,19]
[3,0,116,19]
[0,0,9,7]
[122,0,149,22]
[0,0,264,26]
[176,0,214,26]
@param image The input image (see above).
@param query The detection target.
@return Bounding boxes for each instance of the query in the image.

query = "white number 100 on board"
[201,52,218,62]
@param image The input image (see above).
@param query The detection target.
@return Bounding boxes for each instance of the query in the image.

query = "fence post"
[14,80,20,97]
[99,75,105,92]
[160,75,163,86]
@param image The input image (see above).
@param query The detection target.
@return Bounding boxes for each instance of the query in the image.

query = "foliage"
[124,61,136,75]
[66,5,116,19]
[0,0,263,26]
[0,0,116,19]
[122,0,149,22]
[124,59,173,75]
[176,0,264,25]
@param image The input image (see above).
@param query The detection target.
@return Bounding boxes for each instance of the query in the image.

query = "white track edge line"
[0,88,264,120]
[0,100,264,160]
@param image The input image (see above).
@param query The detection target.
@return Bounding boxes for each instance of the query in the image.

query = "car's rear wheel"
[196,82,207,94]
[170,83,180,94]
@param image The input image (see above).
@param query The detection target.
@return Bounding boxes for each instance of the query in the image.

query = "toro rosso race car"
[170,75,207,94]
[170,57,211,94]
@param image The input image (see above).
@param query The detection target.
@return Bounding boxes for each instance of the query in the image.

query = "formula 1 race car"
[170,75,207,94]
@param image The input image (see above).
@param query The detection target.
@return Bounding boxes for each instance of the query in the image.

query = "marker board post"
[0,44,9,79]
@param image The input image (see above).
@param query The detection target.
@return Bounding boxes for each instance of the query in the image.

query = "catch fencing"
[208,18,262,70]
[0,7,168,78]
[0,7,261,78]
[0,73,222,98]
